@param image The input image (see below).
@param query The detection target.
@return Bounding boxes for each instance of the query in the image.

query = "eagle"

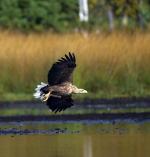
[33,52,87,113]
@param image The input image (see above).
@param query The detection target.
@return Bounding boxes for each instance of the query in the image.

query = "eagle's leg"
[41,92,51,102]
[41,92,61,102]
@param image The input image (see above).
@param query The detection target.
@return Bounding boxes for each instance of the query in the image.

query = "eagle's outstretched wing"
[48,52,76,85]
[46,95,73,113]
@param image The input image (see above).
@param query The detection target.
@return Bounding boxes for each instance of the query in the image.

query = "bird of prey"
[33,52,87,113]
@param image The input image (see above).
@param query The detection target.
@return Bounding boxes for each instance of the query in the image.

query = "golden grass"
[0,31,150,99]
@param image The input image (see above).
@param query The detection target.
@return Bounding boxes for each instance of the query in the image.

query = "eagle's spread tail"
[33,82,48,101]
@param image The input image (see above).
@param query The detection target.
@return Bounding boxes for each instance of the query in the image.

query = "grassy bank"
[0,31,150,101]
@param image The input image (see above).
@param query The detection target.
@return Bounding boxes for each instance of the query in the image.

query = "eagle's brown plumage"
[34,52,87,113]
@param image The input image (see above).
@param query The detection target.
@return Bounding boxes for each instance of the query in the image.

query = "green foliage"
[0,0,79,32]
[0,0,149,32]
[89,0,150,30]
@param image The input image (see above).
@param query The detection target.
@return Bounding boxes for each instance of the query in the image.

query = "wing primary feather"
[61,57,67,62]
[58,59,65,63]
[69,52,74,61]
[72,53,76,62]
[55,108,59,113]
[59,108,62,112]
[56,61,61,64]
[65,54,71,62]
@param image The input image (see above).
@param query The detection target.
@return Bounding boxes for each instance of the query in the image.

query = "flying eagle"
[33,52,87,113]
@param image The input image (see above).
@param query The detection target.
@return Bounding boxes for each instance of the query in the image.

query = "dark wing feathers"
[69,52,76,62]
[48,52,76,85]
[46,95,73,113]
[46,53,75,113]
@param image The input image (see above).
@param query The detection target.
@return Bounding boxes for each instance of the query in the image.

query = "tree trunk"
[107,6,115,31]
[79,0,89,22]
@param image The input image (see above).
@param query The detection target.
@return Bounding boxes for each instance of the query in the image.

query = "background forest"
[0,0,149,32]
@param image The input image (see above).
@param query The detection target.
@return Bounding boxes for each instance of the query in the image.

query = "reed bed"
[0,31,149,100]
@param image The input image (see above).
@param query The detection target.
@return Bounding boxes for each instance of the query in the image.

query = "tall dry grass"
[0,31,150,99]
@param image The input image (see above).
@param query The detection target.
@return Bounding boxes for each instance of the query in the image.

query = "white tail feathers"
[33,82,48,99]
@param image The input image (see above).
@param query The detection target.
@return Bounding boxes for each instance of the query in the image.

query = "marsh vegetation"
[0,31,149,100]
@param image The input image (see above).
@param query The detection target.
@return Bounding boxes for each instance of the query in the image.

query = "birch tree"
[79,0,89,22]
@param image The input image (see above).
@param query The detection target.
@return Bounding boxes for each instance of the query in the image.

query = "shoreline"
[0,97,150,109]
[0,112,150,123]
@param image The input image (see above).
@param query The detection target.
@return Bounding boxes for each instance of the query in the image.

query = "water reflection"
[84,136,92,157]
[0,122,150,157]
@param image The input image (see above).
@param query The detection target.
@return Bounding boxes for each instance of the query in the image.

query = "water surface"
[0,120,150,157]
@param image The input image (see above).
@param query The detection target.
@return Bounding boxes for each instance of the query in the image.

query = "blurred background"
[0,0,149,102]
[0,0,149,32]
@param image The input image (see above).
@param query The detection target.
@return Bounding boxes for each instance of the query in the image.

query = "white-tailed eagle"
[34,52,87,113]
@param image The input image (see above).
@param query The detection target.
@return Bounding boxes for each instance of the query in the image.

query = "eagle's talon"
[41,92,51,102]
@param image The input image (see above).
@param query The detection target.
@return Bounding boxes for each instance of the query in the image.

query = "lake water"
[0,120,150,157]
